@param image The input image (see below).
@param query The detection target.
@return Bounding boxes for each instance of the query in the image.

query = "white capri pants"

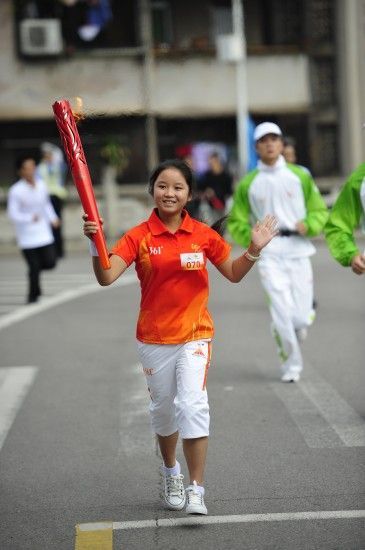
[137,339,211,439]
[258,255,315,375]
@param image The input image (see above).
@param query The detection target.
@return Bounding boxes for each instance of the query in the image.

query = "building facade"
[0,0,363,185]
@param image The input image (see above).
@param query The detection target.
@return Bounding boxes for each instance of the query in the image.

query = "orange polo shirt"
[111,209,231,344]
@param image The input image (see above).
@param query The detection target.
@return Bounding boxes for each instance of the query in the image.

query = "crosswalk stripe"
[0,367,38,452]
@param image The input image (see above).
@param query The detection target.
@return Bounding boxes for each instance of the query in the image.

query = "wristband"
[244,250,260,262]
[89,240,99,256]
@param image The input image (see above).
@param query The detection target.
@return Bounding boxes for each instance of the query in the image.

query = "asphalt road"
[0,242,364,549]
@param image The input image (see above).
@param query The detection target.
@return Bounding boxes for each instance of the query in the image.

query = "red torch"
[52,99,111,269]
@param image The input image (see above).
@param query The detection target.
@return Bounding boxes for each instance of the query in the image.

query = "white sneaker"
[185,481,208,515]
[160,468,186,511]
[281,371,300,383]
[295,328,308,343]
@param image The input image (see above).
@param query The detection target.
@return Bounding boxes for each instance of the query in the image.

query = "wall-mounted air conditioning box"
[19,19,63,56]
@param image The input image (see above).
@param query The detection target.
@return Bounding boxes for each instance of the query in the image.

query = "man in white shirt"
[228,122,328,382]
[7,155,60,303]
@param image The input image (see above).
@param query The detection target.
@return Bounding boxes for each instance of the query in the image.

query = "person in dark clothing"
[198,153,233,220]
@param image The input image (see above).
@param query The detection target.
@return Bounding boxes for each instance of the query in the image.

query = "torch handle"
[52,100,111,269]
[73,163,110,269]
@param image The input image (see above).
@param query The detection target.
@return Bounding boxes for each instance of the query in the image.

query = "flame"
[72,96,85,123]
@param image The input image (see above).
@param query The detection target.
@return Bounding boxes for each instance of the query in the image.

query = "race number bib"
[180,252,204,271]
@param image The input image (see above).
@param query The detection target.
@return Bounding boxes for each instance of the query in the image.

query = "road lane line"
[0,274,137,332]
[270,383,344,448]
[77,509,365,535]
[0,367,38,452]
[75,522,113,550]
[265,360,365,448]
[300,377,365,446]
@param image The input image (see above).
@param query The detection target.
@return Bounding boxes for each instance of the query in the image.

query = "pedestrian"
[324,162,365,275]
[228,122,328,383]
[83,158,277,515]
[7,155,60,304]
[38,142,68,258]
[198,152,233,223]
[283,136,311,175]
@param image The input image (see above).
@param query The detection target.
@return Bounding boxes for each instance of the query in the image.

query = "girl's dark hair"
[210,215,228,237]
[148,159,196,195]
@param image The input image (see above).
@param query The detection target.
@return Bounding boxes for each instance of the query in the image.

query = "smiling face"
[256,134,283,165]
[153,167,192,217]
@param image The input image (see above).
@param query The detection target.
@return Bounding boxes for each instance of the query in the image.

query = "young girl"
[83,159,277,516]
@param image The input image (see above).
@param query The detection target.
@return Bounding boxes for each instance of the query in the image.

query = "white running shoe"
[281,371,300,383]
[185,481,208,515]
[160,468,186,511]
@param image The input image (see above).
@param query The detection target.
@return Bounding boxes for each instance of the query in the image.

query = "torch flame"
[72,96,85,124]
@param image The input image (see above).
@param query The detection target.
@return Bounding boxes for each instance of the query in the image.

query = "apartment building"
[0,0,363,185]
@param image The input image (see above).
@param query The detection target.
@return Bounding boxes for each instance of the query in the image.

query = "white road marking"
[0,366,38,452]
[300,376,365,447]
[77,509,365,532]
[0,274,137,332]
[268,363,365,448]
[271,383,344,448]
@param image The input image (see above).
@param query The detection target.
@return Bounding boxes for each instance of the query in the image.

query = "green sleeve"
[324,164,365,266]
[288,164,329,236]
[227,170,258,248]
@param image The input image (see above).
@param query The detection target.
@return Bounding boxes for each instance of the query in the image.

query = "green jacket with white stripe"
[324,163,365,266]
[227,156,328,258]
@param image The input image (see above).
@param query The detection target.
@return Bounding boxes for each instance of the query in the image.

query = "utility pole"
[139,0,159,174]
[232,0,248,178]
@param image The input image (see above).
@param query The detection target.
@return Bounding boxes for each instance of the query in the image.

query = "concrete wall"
[0,1,310,119]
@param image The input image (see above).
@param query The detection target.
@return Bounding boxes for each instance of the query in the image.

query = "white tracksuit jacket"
[228,155,328,375]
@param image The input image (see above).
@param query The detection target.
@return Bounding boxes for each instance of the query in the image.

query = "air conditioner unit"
[19,19,63,56]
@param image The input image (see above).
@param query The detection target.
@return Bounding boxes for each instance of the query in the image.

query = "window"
[14,0,138,58]
[152,1,173,48]
[244,0,304,50]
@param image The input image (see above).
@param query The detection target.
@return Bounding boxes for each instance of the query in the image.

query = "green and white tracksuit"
[228,155,328,376]
[324,163,365,266]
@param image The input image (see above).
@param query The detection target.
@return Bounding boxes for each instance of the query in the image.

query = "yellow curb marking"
[75,522,113,550]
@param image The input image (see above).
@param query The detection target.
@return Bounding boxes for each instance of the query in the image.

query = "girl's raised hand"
[82,213,104,240]
[251,215,278,251]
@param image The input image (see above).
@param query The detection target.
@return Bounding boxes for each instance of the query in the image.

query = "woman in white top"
[7,155,60,303]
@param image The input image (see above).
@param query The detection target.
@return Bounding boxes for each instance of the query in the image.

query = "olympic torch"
[52,99,111,269]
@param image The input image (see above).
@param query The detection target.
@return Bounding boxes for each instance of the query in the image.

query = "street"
[0,241,364,549]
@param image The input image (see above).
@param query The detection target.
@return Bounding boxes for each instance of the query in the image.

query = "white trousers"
[137,339,211,439]
[258,255,315,374]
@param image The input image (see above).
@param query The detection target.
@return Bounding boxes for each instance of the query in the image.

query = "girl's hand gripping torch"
[52,99,111,269]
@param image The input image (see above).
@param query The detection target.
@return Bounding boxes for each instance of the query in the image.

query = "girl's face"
[153,168,192,216]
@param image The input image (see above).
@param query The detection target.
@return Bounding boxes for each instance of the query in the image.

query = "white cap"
[254,122,282,142]
[41,142,56,154]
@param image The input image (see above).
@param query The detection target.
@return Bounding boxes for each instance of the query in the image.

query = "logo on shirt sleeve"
[180,252,204,270]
